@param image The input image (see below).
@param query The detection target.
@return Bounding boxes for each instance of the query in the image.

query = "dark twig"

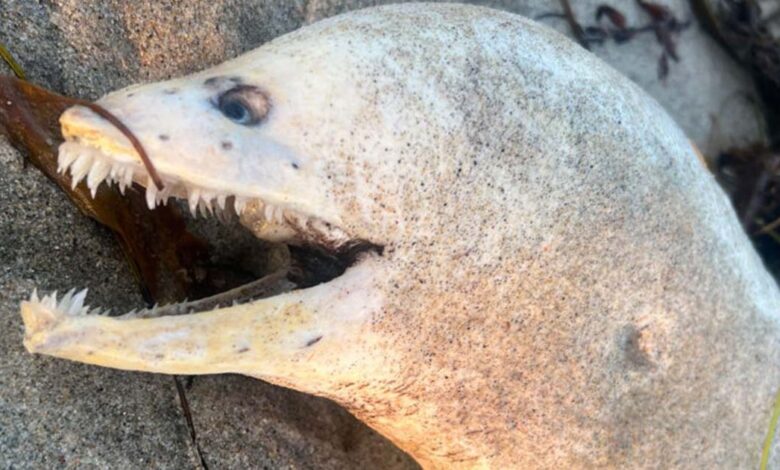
[174,376,209,470]
[70,99,165,191]
[558,0,591,49]
[539,1,690,79]
[740,153,780,228]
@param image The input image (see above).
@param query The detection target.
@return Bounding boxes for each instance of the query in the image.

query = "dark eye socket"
[221,98,252,124]
[217,85,270,126]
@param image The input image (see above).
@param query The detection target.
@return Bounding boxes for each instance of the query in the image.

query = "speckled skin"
[20,4,780,468]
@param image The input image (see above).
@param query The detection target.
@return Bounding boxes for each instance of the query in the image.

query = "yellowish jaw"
[21,289,317,375]
[20,255,388,390]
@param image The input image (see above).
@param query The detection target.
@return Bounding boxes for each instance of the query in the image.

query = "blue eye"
[217,85,270,126]
[221,98,252,124]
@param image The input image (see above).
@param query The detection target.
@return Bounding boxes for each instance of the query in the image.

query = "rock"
[0,143,197,468]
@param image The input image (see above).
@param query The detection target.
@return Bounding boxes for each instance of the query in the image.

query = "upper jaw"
[57,135,354,250]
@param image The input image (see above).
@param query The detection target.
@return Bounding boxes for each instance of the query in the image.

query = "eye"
[216,85,270,126]
[221,99,251,124]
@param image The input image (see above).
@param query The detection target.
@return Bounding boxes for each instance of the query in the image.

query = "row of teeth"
[29,289,246,320]
[57,141,290,223]
[29,288,108,317]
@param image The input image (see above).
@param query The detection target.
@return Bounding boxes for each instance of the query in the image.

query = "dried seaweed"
[0,43,25,79]
[540,0,691,80]
[695,0,780,281]
[694,5,780,459]
[693,0,780,87]
[0,75,208,304]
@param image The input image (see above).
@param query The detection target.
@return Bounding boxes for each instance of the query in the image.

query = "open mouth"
[25,130,381,327]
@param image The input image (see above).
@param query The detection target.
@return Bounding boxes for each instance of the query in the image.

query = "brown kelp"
[0,75,208,304]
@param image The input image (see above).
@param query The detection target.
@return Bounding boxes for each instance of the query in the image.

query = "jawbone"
[21,256,394,394]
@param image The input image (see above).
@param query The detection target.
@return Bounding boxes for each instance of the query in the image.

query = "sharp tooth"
[46,291,58,310]
[188,189,201,216]
[160,188,171,206]
[119,167,133,194]
[216,194,226,210]
[58,288,77,311]
[116,171,126,194]
[197,200,209,218]
[30,288,39,303]
[87,158,111,197]
[215,205,230,224]
[234,196,246,215]
[145,178,158,210]
[109,163,120,179]
[109,163,125,186]
[155,190,167,206]
[68,288,88,316]
[264,204,274,221]
[69,153,94,188]
[198,193,214,217]
[57,150,78,173]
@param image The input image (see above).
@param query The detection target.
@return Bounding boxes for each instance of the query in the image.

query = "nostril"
[158,134,170,141]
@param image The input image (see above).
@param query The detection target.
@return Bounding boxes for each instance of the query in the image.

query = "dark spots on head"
[229,76,243,83]
[154,353,164,360]
[221,141,233,150]
[305,335,323,347]
[204,76,220,87]
[163,88,178,95]
[126,92,135,98]
[291,162,300,170]
[236,346,250,353]
[158,134,170,141]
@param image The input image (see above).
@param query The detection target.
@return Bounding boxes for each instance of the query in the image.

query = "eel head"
[19,52,399,393]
